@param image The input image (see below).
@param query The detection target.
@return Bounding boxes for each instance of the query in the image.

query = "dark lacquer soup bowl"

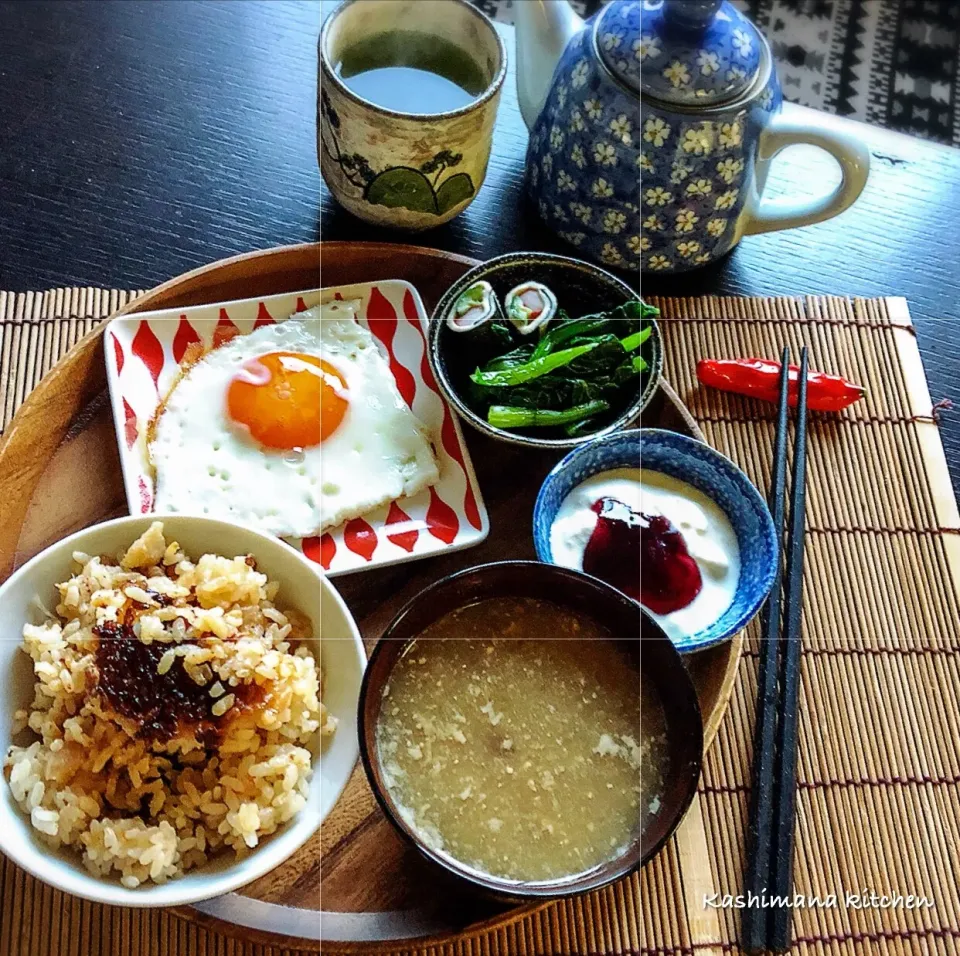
[357,561,703,901]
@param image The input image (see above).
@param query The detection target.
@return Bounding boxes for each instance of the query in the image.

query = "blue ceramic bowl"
[533,429,778,653]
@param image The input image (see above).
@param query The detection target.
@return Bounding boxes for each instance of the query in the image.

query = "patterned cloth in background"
[472,0,960,146]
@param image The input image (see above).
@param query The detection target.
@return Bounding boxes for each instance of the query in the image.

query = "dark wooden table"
[1,0,959,487]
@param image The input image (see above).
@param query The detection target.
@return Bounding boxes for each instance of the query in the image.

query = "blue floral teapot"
[516,0,869,274]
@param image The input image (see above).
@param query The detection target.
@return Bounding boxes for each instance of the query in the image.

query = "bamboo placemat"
[0,290,958,956]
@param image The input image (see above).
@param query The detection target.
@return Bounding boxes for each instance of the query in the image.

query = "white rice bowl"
[0,515,365,907]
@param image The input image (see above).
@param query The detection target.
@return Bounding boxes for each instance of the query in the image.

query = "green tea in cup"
[334,31,488,114]
[318,0,506,230]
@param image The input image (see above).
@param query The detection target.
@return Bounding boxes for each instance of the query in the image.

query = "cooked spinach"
[471,342,598,387]
[461,297,655,434]
[487,400,610,429]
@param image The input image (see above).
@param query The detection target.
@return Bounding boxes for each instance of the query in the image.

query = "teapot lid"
[601,0,763,106]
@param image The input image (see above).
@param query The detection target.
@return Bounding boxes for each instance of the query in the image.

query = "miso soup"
[375,596,663,883]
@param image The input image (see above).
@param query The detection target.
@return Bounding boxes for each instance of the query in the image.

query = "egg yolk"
[227,352,342,450]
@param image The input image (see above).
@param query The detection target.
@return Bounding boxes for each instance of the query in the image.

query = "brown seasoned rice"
[3,521,335,887]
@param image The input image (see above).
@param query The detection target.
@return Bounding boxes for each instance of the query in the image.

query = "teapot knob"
[662,0,723,32]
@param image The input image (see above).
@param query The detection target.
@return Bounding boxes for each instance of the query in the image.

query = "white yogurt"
[549,467,740,642]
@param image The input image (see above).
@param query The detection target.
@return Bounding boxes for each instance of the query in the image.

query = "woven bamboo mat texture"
[0,290,958,956]
[645,294,960,956]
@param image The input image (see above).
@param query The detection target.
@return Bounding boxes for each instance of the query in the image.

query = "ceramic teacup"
[318,0,506,230]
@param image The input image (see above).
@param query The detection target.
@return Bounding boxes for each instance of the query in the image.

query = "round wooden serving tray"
[0,242,742,951]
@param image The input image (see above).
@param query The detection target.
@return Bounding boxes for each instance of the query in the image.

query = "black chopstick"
[768,347,808,951]
[741,348,791,952]
[742,347,809,954]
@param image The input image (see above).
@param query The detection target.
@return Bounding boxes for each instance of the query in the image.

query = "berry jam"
[582,497,642,601]
[639,513,703,615]
[581,497,704,613]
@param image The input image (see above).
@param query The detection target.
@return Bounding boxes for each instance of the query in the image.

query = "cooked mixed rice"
[3,521,335,887]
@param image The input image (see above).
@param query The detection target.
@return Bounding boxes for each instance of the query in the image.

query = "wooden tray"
[0,242,742,952]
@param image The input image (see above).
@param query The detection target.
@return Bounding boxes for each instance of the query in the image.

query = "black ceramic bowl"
[357,561,703,901]
[429,252,663,449]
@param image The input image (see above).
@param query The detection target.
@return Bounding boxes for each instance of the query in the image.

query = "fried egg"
[150,317,323,537]
[150,303,439,539]
[315,300,439,532]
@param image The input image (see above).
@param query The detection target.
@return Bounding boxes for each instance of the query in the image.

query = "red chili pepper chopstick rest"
[696,358,864,413]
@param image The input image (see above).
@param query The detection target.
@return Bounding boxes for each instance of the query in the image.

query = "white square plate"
[104,281,489,574]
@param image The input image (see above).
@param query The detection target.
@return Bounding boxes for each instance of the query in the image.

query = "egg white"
[315,307,439,532]
[150,318,323,538]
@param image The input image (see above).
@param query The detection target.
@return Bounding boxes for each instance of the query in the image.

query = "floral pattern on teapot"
[637,0,762,106]
[525,1,780,273]
[521,0,866,274]
[526,29,647,272]
[639,91,780,271]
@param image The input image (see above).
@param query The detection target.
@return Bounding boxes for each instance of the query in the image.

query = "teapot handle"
[742,114,870,236]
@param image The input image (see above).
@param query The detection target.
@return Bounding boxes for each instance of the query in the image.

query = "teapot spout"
[515,0,583,129]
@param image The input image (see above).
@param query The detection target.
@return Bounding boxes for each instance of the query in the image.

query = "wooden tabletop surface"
[1,0,958,494]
